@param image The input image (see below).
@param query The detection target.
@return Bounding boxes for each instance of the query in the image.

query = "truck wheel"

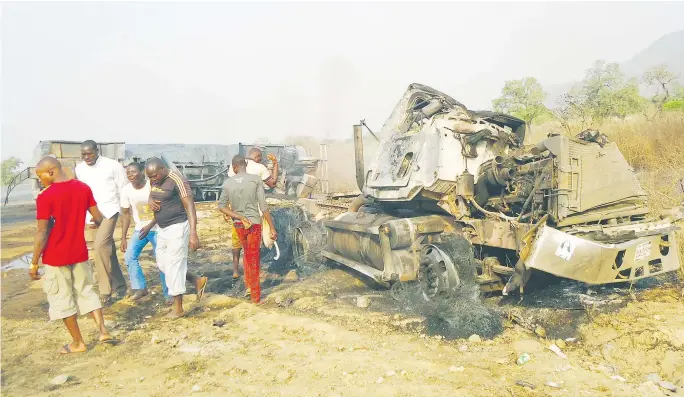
[418,236,476,301]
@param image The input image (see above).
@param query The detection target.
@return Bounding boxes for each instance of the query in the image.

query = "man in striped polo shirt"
[140,158,207,318]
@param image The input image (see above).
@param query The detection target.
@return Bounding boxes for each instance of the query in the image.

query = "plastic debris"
[549,344,568,359]
[517,353,531,365]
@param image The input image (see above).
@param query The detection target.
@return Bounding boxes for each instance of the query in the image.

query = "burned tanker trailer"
[294,83,681,299]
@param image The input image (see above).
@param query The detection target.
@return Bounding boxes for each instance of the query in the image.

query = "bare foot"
[166,310,185,319]
[98,334,120,345]
[58,342,87,354]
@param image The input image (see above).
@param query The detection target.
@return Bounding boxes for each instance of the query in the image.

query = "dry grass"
[532,113,684,267]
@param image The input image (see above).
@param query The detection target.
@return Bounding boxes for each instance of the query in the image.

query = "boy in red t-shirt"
[30,157,117,354]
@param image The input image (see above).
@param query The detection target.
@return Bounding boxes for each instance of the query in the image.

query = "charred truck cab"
[296,83,681,299]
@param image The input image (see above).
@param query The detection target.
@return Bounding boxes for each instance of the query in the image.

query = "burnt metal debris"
[293,83,682,300]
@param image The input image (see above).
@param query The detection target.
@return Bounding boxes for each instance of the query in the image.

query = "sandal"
[58,344,86,355]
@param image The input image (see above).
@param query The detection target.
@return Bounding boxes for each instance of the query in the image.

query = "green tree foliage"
[662,86,684,112]
[492,77,551,126]
[642,63,679,114]
[1,157,23,186]
[554,60,646,133]
[663,100,684,112]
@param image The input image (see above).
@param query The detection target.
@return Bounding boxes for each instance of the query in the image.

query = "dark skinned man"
[120,162,167,302]
[219,155,277,303]
[31,157,117,354]
[75,140,127,304]
[141,157,207,318]
[226,148,278,280]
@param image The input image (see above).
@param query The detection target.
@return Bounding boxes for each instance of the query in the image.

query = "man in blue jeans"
[120,163,169,302]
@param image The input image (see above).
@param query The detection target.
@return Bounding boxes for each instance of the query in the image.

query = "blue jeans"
[125,230,168,297]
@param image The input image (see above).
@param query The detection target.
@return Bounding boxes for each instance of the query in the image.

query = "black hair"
[127,162,144,172]
[232,154,247,167]
[82,140,98,150]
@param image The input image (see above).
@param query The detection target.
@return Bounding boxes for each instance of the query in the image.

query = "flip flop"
[196,277,208,301]
[59,344,85,355]
[232,274,240,280]
[59,344,72,354]
[99,338,120,346]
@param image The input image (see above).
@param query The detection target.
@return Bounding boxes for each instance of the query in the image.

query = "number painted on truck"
[634,242,652,262]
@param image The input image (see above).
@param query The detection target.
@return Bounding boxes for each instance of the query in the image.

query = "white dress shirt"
[75,156,127,222]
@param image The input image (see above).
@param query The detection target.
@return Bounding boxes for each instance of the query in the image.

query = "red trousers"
[235,222,262,303]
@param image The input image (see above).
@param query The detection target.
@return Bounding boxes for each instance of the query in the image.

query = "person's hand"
[270,228,277,241]
[241,216,252,229]
[148,198,161,212]
[120,237,128,253]
[29,263,41,281]
[139,226,152,239]
[267,153,277,164]
[88,223,98,230]
[222,213,231,223]
[189,232,200,251]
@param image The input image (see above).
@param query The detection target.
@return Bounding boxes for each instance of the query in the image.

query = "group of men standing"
[30,140,276,354]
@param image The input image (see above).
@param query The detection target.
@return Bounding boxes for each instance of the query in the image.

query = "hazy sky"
[2,1,683,164]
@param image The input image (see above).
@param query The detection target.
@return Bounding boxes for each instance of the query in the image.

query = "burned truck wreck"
[294,83,681,299]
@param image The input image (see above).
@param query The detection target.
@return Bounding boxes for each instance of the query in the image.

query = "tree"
[642,63,679,114]
[492,77,551,126]
[553,60,646,132]
[1,157,23,186]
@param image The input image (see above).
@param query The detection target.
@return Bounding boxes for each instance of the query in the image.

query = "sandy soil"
[2,202,684,397]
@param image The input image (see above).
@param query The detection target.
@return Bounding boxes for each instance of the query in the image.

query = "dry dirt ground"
[2,202,684,397]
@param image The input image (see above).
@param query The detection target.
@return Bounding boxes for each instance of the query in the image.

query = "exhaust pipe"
[353,124,365,192]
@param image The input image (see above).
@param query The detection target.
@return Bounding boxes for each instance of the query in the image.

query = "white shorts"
[156,221,189,297]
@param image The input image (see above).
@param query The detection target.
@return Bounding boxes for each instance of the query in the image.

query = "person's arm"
[257,182,277,240]
[120,207,131,252]
[217,182,251,226]
[261,153,278,188]
[170,172,200,250]
[139,215,157,239]
[30,194,52,280]
[29,219,51,280]
[88,205,104,227]
[218,206,251,227]
[264,155,278,188]
[119,188,131,252]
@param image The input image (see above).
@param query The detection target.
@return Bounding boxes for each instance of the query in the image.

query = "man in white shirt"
[75,140,128,304]
[225,148,278,280]
[120,162,165,302]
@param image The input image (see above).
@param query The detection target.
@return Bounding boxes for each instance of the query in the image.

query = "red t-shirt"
[36,179,97,266]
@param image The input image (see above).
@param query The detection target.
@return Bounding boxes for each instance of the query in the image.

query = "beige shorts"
[42,262,102,321]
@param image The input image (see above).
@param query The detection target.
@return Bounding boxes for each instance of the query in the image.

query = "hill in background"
[544,30,684,106]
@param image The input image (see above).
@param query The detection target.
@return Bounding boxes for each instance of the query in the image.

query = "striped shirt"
[149,171,192,229]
